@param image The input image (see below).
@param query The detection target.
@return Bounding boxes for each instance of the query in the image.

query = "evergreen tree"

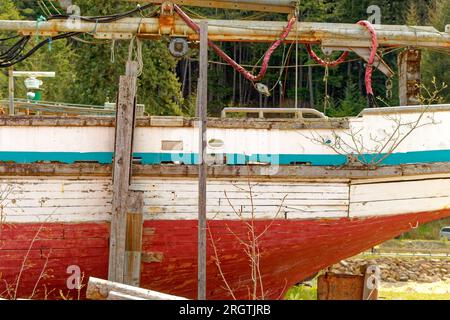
[422,0,450,101]
[1,0,77,102]
[61,0,185,115]
[405,0,421,26]
[0,0,21,100]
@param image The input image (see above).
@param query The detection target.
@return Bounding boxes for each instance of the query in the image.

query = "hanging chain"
[323,65,330,115]
[385,78,393,100]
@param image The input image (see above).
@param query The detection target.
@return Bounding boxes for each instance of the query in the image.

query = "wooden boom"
[0,18,449,49]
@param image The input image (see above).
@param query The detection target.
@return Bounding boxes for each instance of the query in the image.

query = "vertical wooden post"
[8,67,14,115]
[398,48,421,106]
[124,190,144,286]
[108,61,138,283]
[197,21,208,301]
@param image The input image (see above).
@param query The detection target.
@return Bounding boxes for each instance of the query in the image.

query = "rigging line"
[128,36,144,76]
[72,35,112,45]
[180,6,269,21]
[179,6,208,19]
[425,48,450,55]
[295,1,300,109]
[47,0,62,15]
[381,46,406,56]
[269,43,294,92]
[37,1,52,17]
[0,35,20,42]
[47,3,155,23]
[0,33,80,68]
[186,57,362,69]
[0,37,30,61]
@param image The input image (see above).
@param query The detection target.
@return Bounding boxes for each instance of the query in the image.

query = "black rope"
[47,4,154,23]
[0,34,21,42]
[0,4,156,68]
[0,33,81,68]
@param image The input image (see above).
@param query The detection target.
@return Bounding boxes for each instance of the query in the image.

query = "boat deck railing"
[0,99,147,117]
[358,104,450,116]
[221,107,327,119]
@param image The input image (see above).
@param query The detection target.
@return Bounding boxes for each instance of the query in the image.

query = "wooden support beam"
[398,49,421,106]
[124,190,144,286]
[197,21,208,301]
[108,61,138,283]
[86,277,189,300]
[107,291,145,300]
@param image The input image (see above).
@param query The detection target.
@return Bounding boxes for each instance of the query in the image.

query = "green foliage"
[63,0,186,115]
[0,0,77,102]
[401,218,450,240]
[0,0,21,100]
[422,0,450,101]
[0,0,20,20]
[285,284,317,300]
[328,82,366,117]
[1,0,448,116]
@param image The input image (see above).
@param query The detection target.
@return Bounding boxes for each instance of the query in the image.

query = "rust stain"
[143,227,155,236]
[148,207,164,214]
[159,15,175,35]
[141,252,164,263]
[317,273,365,300]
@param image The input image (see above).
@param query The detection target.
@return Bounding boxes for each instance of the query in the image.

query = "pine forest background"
[0,0,449,117]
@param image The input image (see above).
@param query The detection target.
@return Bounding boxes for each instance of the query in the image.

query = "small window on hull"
[162,140,183,151]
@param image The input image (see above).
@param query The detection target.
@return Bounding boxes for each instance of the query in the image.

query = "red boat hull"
[1,209,449,300]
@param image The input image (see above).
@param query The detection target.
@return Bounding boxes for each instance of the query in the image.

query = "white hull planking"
[1,174,450,223]
[0,107,449,156]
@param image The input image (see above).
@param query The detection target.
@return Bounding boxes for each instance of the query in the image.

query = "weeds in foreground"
[285,283,317,300]
[208,177,287,300]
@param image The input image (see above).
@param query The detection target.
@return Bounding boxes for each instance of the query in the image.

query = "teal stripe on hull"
[0,152,114,164]
[1,150,450,166]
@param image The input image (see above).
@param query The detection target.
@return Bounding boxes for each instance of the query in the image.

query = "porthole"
[208,139,224,149]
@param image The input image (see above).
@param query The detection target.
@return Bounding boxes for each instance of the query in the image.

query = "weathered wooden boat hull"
[1,210,449,300]
[1,164,450,299]
[1,106,450,299]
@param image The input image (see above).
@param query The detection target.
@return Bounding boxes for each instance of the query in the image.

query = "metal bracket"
[161,1,175,16]
[94,33,134,40]
[322,46,395,78]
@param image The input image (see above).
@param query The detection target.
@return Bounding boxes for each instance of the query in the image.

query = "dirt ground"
[379,280,450,300]
[381,280,450,294]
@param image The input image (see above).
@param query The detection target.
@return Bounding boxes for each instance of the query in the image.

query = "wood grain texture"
[197,21,208,301]
[108,61,138,283]
[349,177,450,217]
[4,174,450,222]
[124,190,144,286]
[1,211,449,299]
[139,209,450,299]
[0,116,349,130]
[86,277,188,300]
[2,163,450,180]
